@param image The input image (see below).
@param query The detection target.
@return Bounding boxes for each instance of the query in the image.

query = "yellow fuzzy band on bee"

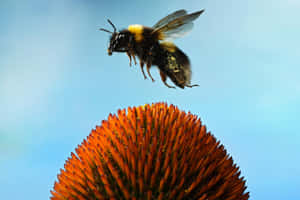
[161,41,176,53]
[157,32,165,40]
[128,24,144,42]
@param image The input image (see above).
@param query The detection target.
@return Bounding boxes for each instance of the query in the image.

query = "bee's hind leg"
[159,70,175,89]
[185,84,199,88]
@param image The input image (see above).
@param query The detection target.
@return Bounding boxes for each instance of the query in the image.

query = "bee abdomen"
[158,47,192,88]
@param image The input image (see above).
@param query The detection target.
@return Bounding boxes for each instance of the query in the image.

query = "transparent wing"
[161,23,194,41]
[152,10,204,40]
[152,9,187,29]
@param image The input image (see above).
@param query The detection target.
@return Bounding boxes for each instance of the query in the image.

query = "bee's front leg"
[146,60,155,82]
[145,46,155,82]
[139,60,147,79]
[132,53,137,65]
[126,36,137,67]
[126,50,137,67]
[126,51,133,67]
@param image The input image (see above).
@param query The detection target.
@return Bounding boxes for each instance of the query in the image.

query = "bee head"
[100,19,129,56]
[108,32,130,55]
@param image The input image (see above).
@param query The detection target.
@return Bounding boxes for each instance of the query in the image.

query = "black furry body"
[107,27,195,88]
[101,9,204,88]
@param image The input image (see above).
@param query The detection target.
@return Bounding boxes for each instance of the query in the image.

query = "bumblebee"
[100,9,204,88]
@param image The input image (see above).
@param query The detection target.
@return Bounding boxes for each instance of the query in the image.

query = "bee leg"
[126,51,132,66]
[129,49,137,65]
[139,61,147,79]
[159,70,175,89]
[132,53,137,65]
[146,61,155,82]
[127,36,137,66]
[185,84,200,88]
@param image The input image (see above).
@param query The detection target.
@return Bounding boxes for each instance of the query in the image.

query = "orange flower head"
[50,103,249,200]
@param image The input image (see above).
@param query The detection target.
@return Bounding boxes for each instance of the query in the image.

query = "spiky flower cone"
[51,103,249,200]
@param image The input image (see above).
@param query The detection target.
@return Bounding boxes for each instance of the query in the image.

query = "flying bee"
[100,9,204,89]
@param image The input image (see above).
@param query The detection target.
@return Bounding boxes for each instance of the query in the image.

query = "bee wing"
[159,23,194,41]
[152,10,204,41]
[152,9,187,29]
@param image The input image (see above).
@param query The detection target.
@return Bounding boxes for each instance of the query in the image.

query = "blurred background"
[1,0,299,199]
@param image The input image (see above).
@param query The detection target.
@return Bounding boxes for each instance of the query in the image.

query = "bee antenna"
[99,28,113,34]
[107,19,117,33]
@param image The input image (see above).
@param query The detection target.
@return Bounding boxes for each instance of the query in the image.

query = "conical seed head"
[50,102,249,200]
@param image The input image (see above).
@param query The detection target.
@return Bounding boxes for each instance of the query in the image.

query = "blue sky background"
[1,0,299,199]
